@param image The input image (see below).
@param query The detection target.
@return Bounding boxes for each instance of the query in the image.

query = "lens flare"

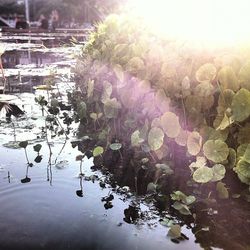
[127,0,250,47]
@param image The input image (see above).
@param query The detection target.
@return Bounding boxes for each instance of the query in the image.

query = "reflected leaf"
[21,176,31,183]
[19,141,28,149]
[218,66,239,91]
[103,98,121,119]
[76,190,83,197]
[34,155,43,163]
[131,130,144,147]
[76,155,84,161]
[155,163,173,175]
[33,144,42,152]
[55,160,69,169]
[216,182,229,199]
[147,182,157,193]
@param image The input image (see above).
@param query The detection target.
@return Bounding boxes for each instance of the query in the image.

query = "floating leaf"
[93,146,104,157]
[19,141,28,149]
[55,160,69,169]
[160,112,180,138]
[110,143,122,151]
[187,131,202,156]
[211,164,226,182]
[203,140,229,163]
[234,159,250,184]
[231,88,250,122]
[217,66,239,91]
[195,63,217,83]
[216,182,229,199]
[193,166,213,183]
[131,130,144,147]
[167,225,181,239]
[33,144,42,152]
[148,127,164,151]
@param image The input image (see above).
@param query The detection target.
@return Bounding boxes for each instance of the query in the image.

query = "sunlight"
[127,0,250,47]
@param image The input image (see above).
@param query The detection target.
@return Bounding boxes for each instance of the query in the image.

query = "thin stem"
[24,148,29,164]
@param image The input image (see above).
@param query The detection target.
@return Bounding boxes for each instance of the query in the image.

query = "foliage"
[73,13,250,202]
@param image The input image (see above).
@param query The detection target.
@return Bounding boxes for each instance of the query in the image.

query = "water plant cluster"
[72,13,250,205]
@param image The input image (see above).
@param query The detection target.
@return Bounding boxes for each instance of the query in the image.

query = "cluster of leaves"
[74,14,250,199]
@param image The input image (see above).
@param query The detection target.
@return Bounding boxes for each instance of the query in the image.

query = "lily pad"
[160,112,180,138]
[19,141,28,149]
[33,144,42,152]
[148,127,164,151]
[203,140,229,163]
[193,166,213,183]
[155,163,173,175]
[231,88,250,122]
[187,131,202,156]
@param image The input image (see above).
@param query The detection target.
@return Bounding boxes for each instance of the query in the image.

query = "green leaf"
[228,148,236,169]
[217,66,239,91]
[211,164,226,182]
[33,144,42,152]
[203,140,229,163]
[172,201,191,215]
[77,102,87,120]
[195,63,217,83]
[147,182,157,193]
[148,127,164,151]
[193,166,213,183]
[110,143,122,151]
[131,130,144,147]
[19,141,28,148]
[239,60,250,90]
[93,146,104,157]
[160,112,181,138]
[231,88,250,122]
[187,131,202,156]
[155,163,173,175]
[167,224,182,239]
[216,182,229,199]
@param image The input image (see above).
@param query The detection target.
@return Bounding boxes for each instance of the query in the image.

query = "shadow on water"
[0,34,249,250]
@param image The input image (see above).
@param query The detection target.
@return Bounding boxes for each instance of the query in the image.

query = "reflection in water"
[76,176,83,197]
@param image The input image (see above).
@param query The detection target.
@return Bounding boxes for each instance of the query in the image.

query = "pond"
[0,33,249,250]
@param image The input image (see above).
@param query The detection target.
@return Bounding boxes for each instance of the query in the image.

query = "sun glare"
[127,0,250,47]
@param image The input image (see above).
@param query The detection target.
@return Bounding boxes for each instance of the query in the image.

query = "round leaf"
[19,141,28,148]
[93,146,104,157]
[211,164,226,182]
[195,63,217,83]
[160,112,181,138]
[203,140,229,163]
[33,144,42,152]
[187,131,202,156]
[148,127,164,151]
[231,88,250,122]
[193,166,213,183]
